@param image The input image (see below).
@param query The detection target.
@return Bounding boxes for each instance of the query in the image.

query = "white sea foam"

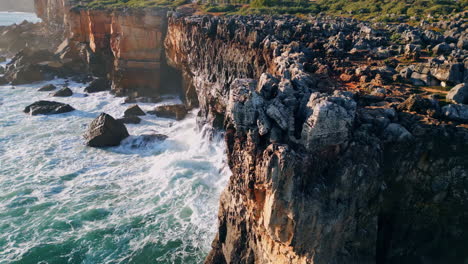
[0,79,230,263]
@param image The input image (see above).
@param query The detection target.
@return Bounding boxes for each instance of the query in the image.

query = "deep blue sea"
[0,13,229,264]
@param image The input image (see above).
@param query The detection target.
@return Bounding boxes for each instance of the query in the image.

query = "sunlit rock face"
[35,0,168,98]
[165,14,468,264]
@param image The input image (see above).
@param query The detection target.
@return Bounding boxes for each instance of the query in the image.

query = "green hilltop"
[74,0,468,22]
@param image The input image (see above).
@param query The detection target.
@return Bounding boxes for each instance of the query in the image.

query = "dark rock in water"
[23,101,74,115]
[129,134,168,148]
[0,76,8,85]
[38,84,57,92]
[397,94,435,114]
[117,116,142,124]
[0,67,5,74]
[124,96,162,104]
[124,104,146,117]
[84,78,111,93]
[446,83,468,104]
[148,104,187,120]
[84,113,130,147]
[52,87,73,97]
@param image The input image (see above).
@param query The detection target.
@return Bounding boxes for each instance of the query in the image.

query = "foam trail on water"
[0,79,230,263]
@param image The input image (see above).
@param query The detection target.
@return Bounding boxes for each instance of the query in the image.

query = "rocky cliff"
[35,0,169,98]
[30,2,468,263]
[165,14,468,264]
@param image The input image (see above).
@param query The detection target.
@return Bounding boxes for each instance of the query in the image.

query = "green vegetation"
[75,0,468,20]
[73,0,189,9]
[317,0,468,22]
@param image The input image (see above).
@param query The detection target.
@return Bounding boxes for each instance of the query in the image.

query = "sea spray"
[0,79,230,263]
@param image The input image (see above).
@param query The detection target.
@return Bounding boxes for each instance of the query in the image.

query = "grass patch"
[71,0,467,19]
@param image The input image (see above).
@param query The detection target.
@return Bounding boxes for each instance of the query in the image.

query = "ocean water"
[0,77,230,263]
[0,12,41,26]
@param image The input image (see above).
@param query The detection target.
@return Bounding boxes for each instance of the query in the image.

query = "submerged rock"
[51,87,73,97]
[38,84,57,91]
[23,101,74,115]
[148,104,187,120]
[128,134,168,148]
[84,113,130,147]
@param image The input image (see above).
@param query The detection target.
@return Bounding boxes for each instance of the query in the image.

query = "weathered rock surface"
[29,2,468,263]
[84,113,130,147]
[23,100,74,115]
[164,14,468,264]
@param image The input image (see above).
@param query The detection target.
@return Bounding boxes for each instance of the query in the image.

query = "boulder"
[52,87,73,97]
[124,104,146,117]
[23,101,74,115]
[149,104,187,120]
[301,92,356,151]
[382,123,414,142]
[84,78,111,93]
[457,35,468,50]
[117,116,142,124]
[432,43,452,55]
[397,94,435,114]
[38,84,57,92]
[446,83,468,104]
[441,104,468,122]
[84,113,130,147]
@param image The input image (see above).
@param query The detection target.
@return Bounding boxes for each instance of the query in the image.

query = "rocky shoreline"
[1,1,467,263]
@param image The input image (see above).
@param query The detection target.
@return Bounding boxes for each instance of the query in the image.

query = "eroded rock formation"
[27,2,468,263]
[164,14,468,264]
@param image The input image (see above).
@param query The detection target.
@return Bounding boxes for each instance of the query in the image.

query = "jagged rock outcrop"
[165,14,468,264]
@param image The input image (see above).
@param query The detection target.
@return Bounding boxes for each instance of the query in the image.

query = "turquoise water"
[0,77,229,263]
[0,12,41,26]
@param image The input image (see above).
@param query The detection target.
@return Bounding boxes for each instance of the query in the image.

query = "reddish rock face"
[35,0,168,98]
